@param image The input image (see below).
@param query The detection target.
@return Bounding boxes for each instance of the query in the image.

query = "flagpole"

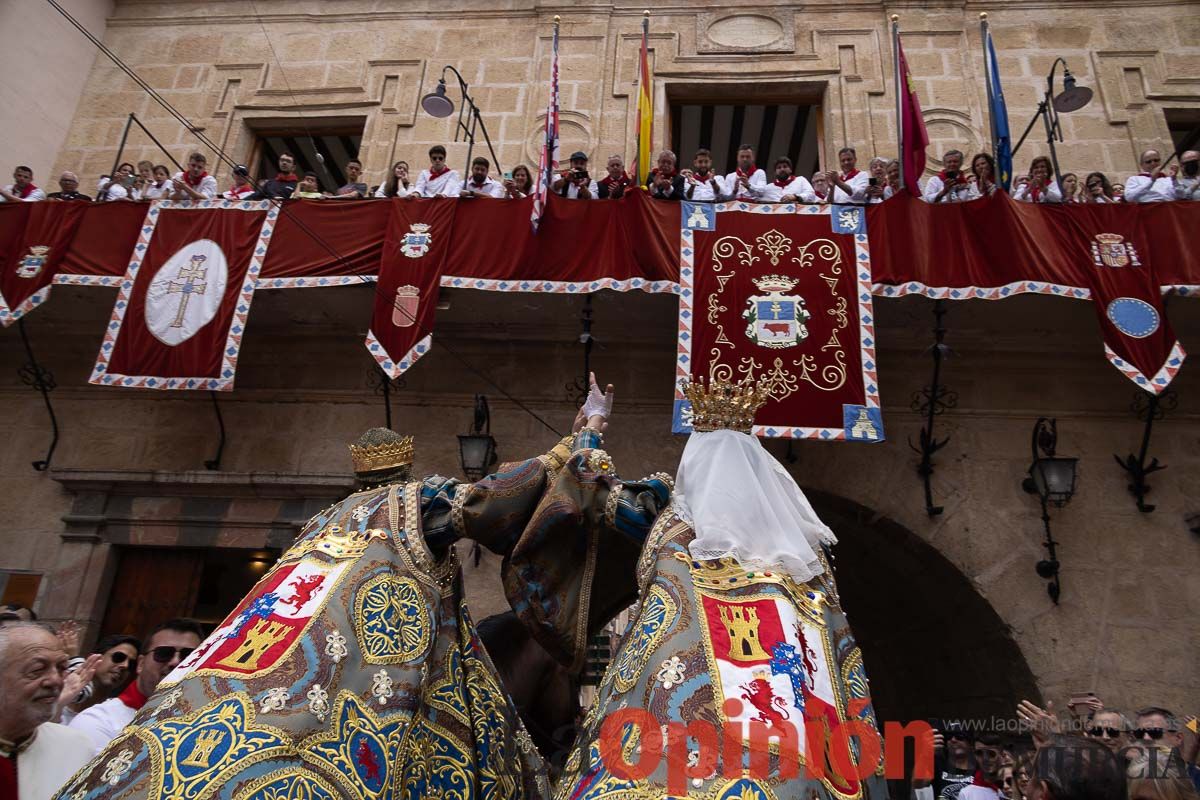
[981,13,996,163]
[892,14,904,191]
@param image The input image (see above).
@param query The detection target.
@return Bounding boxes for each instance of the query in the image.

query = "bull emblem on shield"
[744,274,810,349]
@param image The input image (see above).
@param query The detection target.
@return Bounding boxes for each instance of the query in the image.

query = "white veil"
[675,429,836,584]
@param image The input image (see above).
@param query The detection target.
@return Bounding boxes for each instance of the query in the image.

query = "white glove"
[581,374,614,421]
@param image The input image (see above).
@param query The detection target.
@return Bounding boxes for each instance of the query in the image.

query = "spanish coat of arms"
[743,274,810,348]
[17,245,50,279]
[400,223,432,259]
[1091,233,1141,268]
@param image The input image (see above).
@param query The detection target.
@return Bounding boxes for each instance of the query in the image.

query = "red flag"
[0,201,89,324]
[90,201,278,390]
[896,36,928,196]
[365,198,457,377]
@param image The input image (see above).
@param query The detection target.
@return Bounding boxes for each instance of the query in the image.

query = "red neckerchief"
[1028,178,1049,202]
[814,189,827,200]
[227,184,254,198]
[773,176,793,188]
[14,183,37,199]
[183,171,208,188]
[117,680,149,711]
[599,174,631,188]
[938,170,968,186]
[429,165,449,179]
[274,173,297,184]
[652,168,676,180]
[736,166,757,179]
[972,770,1000,791]
[840,168,861,181]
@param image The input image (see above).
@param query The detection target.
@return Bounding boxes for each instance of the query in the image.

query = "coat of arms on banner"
[401,223,432,259]
[1091,233,1141,268]
[392,285,419,328]
[744,275,810,348]
[16,245,50,279]
[167,559,350,681]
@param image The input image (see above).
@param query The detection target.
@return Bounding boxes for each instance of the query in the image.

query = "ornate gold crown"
[752,274,799,292]
[680,376,770,432]
[348,437,414,473]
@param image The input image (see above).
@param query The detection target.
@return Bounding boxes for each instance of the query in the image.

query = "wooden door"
[99,549,204,639]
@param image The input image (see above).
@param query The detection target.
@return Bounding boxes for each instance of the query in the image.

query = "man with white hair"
[45,172,91,202]
[0,623,94,799]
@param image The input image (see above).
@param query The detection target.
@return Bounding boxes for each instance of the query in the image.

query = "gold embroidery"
[353,574,433,664]
[604,484,623,529]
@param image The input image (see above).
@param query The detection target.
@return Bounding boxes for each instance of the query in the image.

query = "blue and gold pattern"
[233,768,343,800]
[399,716,475,800]
[425,645,471,727]
[354,573,433,664]
[611,583,679,693]
[139,695,291,800]
[300,692,409,800]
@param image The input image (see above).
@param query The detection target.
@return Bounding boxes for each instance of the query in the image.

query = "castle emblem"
[744,274,810,348]
[401,223,432,259]
[1091,233,1141,268]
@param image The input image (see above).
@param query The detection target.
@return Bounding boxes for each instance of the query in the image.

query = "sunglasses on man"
[1088,726,1123,738]
[150,646,195,664]
[1131,728,1172,740]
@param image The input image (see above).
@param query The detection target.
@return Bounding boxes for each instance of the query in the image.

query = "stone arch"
[805,488,1042,726]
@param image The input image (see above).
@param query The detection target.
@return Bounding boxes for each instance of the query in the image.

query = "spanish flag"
[635,12,653,186]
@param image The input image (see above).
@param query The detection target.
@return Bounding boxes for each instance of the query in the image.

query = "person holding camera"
[924,150,975,203]
[552,151,598,199]
[681,148,723,201]
[646,149,684,200]
[912,720,978,800]
[96,162,136,201]
[1173,150,1200,200]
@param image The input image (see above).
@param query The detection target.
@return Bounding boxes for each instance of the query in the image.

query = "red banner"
[258,198,389,285]
[867,194,1184,390]
[0,201,89,324]
[366,199,458,376]
[90,201,278,390]
[675,203,882,440]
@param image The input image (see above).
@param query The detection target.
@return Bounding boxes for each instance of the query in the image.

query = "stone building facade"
[2,0,1199,734]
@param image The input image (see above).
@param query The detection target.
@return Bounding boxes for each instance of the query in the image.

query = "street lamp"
[420,66,503,181]
[1012,58,1093,188]
[458,394,498,481]
[1021,417,1078,604]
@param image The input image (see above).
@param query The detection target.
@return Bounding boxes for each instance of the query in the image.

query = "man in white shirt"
[0,623,94,799]
[454,156,505,198]
[826,146,870,204]
[681,148,724,202]
[415,145,461,197]
[1173,149,1200,200]
[760,156,817,203]
[0,166,47,203]
[923,149,976,203]
[168,152,218,202]
[722,144,767,201]
[1124,149,1175,203]
[70,618,202,754]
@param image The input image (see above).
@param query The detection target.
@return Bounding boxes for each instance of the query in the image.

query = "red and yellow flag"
[635,13,653,185]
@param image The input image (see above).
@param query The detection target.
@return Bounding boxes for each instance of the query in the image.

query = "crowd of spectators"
[0,607,203,800]
[5,143,1197,207]
[912,696,1200,800]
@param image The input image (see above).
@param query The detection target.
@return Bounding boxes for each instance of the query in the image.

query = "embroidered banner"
[365,199,458,377]
[90,200,277,390]
[675,202,882,441]
[0,201,89,324]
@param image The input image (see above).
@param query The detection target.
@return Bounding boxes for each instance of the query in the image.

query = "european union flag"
[986,30,1013,191]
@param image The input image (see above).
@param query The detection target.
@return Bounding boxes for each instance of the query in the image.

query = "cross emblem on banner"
[167,255,208,328]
